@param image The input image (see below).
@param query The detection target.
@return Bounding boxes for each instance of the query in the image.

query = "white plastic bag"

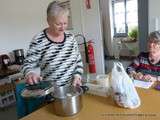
[111,62,141,109]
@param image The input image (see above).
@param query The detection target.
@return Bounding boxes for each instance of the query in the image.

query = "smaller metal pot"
[51,85,88,116]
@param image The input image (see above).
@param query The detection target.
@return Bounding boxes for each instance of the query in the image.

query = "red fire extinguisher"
[87,40,96,73]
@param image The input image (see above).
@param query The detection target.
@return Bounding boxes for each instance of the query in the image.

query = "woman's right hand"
[134,72,144,80]
[25,72,42,85]
[130,71,144,80]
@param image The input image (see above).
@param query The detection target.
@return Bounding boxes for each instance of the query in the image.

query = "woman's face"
[48,15,68,35]
[148,39,160,58]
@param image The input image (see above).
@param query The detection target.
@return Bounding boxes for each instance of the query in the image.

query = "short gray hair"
[47,1,69,18]
[148,31,160,43]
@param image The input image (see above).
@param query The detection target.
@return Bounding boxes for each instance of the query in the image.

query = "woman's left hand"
[73,76,82,86]
[142,74,157,82]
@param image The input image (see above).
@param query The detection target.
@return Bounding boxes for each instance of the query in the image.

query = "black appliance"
[0,54,10,70]
[13,49,25,65]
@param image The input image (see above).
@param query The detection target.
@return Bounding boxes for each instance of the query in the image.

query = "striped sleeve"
[21,37,42,76]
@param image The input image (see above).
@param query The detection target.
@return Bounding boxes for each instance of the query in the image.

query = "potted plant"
[128,26,138,42]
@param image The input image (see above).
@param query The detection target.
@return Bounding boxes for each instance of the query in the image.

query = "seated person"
[127,31,160,82]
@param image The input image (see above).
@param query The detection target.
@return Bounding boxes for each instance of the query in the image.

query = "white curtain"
[100,0,114,56]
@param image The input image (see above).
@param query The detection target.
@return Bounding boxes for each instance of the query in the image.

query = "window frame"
[112,0,137,37]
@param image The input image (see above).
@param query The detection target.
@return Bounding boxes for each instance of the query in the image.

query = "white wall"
[149,0,160,32]
[100,0,114,56]
[81,0,105,74]
[70,0,105,74]
[0,0,52,54]
[0,0,105,74]
[69,0,83,35]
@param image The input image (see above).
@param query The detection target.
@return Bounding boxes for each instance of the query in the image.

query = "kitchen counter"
[20,88,160,120]
[0,65,21,79]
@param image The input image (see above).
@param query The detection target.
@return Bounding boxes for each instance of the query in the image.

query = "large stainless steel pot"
[52,85,85,116]
[53,95,82,116]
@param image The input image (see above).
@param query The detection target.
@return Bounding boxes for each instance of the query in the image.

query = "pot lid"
[21,81,54,98]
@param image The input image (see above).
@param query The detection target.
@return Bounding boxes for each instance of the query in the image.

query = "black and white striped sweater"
[22,29,83,86]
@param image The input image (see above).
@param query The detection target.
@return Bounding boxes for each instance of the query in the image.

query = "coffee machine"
[13,49,25,65]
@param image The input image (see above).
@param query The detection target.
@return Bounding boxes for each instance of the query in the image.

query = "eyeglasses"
[148,41,160,49]
[148,39,160,44]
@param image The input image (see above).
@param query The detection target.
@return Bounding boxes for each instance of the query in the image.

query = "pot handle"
[21,81,54,98]
[45,93,55,103]
[25,81,52,90]
[80,85,89,93]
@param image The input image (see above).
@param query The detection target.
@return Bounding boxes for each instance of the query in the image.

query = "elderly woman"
[21,1,83,86]
[127,31,160,82]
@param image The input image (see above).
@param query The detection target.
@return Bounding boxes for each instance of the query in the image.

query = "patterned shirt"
[21,29,83,86]
[126,52,160,77]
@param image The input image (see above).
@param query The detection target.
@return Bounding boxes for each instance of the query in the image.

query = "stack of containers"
[0,77,16,108]
[86,74,111,97]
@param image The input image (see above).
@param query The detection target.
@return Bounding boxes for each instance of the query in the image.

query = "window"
[112,0,138,37]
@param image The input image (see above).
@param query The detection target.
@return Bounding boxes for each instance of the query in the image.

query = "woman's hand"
[142,74,157,82]
[134,72,144,80]
[73,76,82,87]
[130,71,157,82]
[130,71,144,80]
[25,72,42,85]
